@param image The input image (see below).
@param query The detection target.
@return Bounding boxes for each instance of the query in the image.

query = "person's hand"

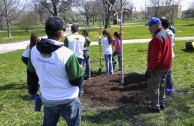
[144,70,150,80]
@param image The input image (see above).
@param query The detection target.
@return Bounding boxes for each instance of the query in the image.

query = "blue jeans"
[165,69,174,90]
[112,51,121,70]
[77,58,84,93]
[43,98,81,126]
[83,53,91,78]
[104,54,113,74]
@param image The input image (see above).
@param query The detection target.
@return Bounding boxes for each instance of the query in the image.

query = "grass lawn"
[0,41,194,125]
[1,18,194,43]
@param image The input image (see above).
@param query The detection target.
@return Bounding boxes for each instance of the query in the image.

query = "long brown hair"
[102,30,113,45]
[30,33,39,49]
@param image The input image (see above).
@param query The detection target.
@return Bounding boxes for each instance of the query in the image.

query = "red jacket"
[147,28,172,71]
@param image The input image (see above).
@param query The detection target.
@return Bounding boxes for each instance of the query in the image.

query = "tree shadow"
[0,83,26,90]
[181,49,194,53]
[137,50,148,52]
[82,104,149,125]
[110,73,147,92]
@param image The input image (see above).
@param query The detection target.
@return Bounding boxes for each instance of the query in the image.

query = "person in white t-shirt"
[22,33,42,111]
[27,17,83,126]
[161,19,175,93]
[99,30,114,75]
[64,24,87,96]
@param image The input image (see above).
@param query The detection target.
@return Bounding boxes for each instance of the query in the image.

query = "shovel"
[97,17,103,74]
[98,43,103,74]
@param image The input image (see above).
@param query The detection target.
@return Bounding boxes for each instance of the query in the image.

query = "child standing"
[22,33,42,111]
[99,30,113,75]
[112,32,121,71]
[82,30,91,79]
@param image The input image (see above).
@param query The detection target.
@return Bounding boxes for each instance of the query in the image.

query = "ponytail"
[102,30,113,45]
[113,32,121,39]
[30,33,39,49]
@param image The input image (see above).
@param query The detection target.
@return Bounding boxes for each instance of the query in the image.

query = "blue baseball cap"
[145,17,161,26]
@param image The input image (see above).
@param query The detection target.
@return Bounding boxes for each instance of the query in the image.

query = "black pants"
[27,69,39,95]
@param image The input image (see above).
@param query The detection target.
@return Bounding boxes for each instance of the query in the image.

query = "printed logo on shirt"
[37,58,55,65]
[74,37,80,41]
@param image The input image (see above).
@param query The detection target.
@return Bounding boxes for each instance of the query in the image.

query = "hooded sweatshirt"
[27,38,83,105]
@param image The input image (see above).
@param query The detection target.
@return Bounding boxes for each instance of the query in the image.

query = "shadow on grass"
[110,73,147,92]
[181,49,194,53]
[0,83,26,90]
[82,104,148,125]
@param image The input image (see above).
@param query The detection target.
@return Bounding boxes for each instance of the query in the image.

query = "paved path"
[0,25,194,54]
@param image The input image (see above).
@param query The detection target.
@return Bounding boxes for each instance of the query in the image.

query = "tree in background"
[114,0,134,22]
[39,0,72,16]
[73,0,94,26]
[31,1,51,22]
[0,1,4,30]
[102,0,116,29]
[18,12,39,32]
[182,2,194,18]
[147,0,181,24]
[2,0,23,38]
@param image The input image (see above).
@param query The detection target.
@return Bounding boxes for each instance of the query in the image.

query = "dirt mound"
[81,73,149,107]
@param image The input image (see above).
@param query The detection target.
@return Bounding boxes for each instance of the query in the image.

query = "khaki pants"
[147,70,168,107]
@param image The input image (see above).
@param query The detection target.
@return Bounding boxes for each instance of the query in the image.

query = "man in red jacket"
[145,17,172,112]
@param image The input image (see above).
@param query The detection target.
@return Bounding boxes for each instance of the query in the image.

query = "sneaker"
[165,88,174,93]
[78,90,84,97]
[148,102,160,112]
[34,95,42,112]
[160,104,166,110]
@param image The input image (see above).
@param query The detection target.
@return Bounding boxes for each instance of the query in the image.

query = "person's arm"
[65,54,83,86]
[147,38,162,71]
[27,52,39,87]
[64,37,68,47]
[86,38,91,46]
[21,56,29,65]
[22,45,30,64]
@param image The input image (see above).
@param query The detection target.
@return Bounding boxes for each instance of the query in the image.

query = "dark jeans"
[83,53,91,78]
[77,58,84,93]
[112,51,121,70]
[43,98,81,126]
[165,69,174,89]
[27,69,39,95]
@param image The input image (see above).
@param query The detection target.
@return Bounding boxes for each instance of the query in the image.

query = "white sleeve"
[22,45,31,58]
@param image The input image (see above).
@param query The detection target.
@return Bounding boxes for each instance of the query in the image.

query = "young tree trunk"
[6,21,11,38]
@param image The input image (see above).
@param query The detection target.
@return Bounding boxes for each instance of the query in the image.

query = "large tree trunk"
[104,13,111,29]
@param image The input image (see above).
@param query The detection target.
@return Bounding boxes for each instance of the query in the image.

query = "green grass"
[0,41,194,125]
[1,18,194,43]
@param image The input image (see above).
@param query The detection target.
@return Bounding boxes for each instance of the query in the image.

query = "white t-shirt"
[166,29,175,58]
[30,40,79,101]
[101,37,112,55]
[22,44,31,58]
[66,34,86,59]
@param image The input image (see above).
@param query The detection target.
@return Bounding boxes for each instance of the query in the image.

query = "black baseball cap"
[45,16,66,31]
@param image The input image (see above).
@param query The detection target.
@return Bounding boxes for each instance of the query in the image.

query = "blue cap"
[145,17,161,26]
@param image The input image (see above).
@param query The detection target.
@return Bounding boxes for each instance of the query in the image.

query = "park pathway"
[0,25,194,54]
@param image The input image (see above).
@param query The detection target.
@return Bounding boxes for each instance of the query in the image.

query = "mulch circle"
[80,72,150,107]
